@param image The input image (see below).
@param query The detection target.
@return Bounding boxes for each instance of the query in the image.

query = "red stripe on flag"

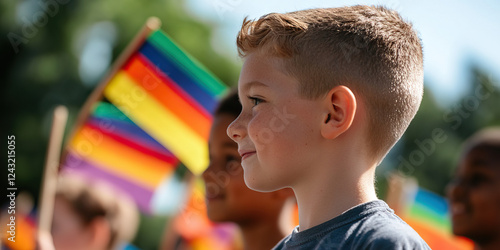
[85,122,179,166]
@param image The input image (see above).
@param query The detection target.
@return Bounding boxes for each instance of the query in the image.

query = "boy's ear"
[321,85,357,139]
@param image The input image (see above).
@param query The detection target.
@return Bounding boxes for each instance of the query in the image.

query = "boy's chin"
[451,223,476,240]
[243,172,282,193]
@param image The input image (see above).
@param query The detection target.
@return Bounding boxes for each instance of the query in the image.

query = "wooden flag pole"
[64,17,162,154]
[386,172,406,214]
[37,106,68,236]
[385,171,418,215]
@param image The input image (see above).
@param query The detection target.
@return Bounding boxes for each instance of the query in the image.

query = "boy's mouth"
[205,189,226,201]
[206,194,225,202]
[239,150,256,160]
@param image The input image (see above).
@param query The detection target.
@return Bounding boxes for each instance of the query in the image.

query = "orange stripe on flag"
[403,216,473,250]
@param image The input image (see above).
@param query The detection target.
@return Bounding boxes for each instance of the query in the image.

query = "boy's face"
[447,147,500,241]
[203,114,288,223]
[227,52,325,192]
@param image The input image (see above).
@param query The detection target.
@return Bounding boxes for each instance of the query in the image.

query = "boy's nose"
[227,114,245,142]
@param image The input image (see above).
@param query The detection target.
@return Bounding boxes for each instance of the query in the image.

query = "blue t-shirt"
[273,200,430,250]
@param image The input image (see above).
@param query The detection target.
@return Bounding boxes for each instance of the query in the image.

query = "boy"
[447,128,500,250]
[227,5,430,249]
[203,90,294,249]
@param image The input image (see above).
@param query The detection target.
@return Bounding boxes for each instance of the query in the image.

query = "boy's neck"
[293,159,378,231]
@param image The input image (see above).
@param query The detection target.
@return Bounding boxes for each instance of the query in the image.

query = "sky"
[183,0,500,106]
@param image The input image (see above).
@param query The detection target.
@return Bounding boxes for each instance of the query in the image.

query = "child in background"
[39,175,139,250]
[447,128,500,250]
[202,90,294,250]
[227,5,430,249]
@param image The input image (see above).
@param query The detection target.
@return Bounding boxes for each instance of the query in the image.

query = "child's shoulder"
[350,204,430,249]
[273,200,430,250]
[330,200,430,249]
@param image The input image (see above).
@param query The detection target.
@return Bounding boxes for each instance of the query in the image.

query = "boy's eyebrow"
[241,81,269,92]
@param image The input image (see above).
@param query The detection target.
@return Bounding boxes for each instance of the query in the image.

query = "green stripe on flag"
[92,102,134,123]
[408,203,451,233]
[148,30,227,98]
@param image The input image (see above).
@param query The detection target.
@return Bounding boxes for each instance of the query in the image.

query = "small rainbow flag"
[401,188,473,250]
[61,18,227,213]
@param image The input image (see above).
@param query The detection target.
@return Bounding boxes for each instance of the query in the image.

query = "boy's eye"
[226,155,237,163]
[456,173,490,188]
[468,174,488,187]
[248,96,263,107]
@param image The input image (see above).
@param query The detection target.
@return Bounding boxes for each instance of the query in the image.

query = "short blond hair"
[237,5,423,161]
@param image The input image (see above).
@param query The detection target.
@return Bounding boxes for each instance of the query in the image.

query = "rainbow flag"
[401,188,473,250]
[61,20,227,213]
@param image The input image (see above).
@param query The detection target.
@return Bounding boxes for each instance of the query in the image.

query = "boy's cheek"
[247,120,267,143]
[471,191,496,208]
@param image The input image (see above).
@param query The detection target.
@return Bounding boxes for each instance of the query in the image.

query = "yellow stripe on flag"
[104,71,208,175]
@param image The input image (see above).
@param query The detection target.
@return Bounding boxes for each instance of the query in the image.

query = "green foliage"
[133,214,169,250]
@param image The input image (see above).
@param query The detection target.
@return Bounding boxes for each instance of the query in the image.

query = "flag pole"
[64,17,162,156]
[386,171,418,215]
[37,105,68,235]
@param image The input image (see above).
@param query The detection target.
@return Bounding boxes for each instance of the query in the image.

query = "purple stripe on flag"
[62,152,154,213]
